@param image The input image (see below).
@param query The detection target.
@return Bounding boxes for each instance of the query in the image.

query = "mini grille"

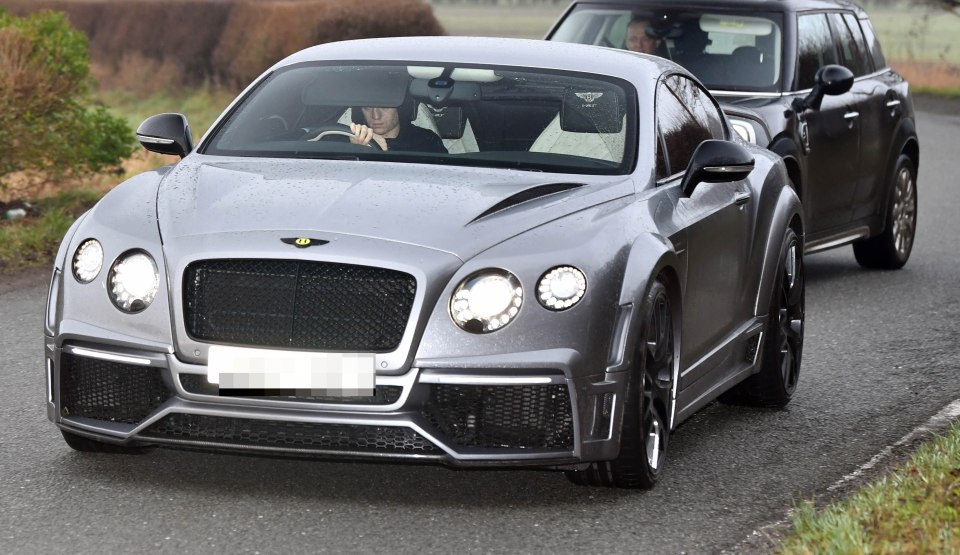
[421,383,574,450]
[59,353,172,424]
[184,259,416,352]
[178,373,403,405]
[143,414,438,453]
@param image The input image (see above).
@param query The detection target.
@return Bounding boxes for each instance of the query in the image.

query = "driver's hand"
[350,123,388,150]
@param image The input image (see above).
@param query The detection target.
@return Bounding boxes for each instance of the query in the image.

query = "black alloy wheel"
[721,228,804,407]
[854,154,917,269]
[566,279,674,488]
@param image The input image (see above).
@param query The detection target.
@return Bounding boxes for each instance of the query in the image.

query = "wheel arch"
[754,186,803,319]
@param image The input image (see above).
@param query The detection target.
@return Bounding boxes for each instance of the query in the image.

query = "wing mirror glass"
[136,113,194,158]
[681,140,755,197]
[791,64,854,113]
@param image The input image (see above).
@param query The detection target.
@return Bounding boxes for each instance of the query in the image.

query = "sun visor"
[561,87,623,134]
[302,71,409,107]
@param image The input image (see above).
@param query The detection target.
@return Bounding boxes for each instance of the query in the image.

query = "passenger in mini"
[625,16,663,54]
[349,97,447,153]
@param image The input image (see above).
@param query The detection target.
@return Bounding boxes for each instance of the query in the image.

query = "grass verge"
[0,189,103,272]
[779,421,960,554]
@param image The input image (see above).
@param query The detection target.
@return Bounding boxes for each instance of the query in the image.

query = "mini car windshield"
[202,63,637,175]
[552,7,784,93]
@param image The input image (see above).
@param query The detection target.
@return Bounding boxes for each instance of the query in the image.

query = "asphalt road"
[2,100,959,554]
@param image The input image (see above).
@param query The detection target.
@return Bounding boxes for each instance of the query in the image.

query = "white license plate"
[207,345,375,396]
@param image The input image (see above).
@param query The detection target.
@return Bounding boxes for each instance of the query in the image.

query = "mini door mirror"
[136,113,194,158]
[681,140,755,197]
[791,64,854,113]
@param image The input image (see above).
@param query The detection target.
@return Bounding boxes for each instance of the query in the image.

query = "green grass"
[779,421,960,554]
[868,7,960,65]
[0,189,103,271]
[97,84,238,139]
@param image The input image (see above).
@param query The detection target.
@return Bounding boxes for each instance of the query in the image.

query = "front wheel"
[853,154,917,269]
[566,279,674,489]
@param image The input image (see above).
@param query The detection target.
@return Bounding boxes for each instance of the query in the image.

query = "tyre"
[853,154,917,269]
[566,279,674,489]
[61,429,153,454]
[720,228,804,407]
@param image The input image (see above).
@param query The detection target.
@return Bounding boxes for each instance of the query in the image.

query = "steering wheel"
[306,124,383,151]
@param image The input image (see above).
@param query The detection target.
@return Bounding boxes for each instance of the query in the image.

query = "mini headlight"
[450,270,523,333]
[537,266,586,311]
[72,239,103,283]
[729,118,758,144]
[108,250,159,313]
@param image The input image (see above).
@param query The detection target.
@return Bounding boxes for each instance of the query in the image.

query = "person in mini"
[349,98,446,153]
[625,17,663,54]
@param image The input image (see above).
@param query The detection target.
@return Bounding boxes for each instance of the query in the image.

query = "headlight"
[450,270,523,333]
[72,239,103,283]
[537,266,586,311]
[108,250,159,313]
[729,117,757,144]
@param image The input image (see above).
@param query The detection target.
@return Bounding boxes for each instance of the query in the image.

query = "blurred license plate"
[207,345,375,396]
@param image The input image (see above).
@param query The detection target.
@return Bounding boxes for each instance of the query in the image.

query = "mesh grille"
[178,373,403,405]
[421,383,574,449]
[143,414,438,453]
[184,259,416,351]
[59,353,172,424]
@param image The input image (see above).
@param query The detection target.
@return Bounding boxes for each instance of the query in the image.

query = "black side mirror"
[681,140,755,197]
[136,113,194,158]
[791,64,854,113]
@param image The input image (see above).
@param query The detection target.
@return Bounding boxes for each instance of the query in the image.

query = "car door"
[654,75,754,390]
[796,12,861,234]
[836,13,900,222]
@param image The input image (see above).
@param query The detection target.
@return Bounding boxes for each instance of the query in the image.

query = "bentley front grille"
[142,414,439,454]
[421,383,574,450]
[59,352,172,424]
[183,259,417,352]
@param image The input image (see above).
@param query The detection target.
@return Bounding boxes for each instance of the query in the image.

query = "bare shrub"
[0,0,445,90]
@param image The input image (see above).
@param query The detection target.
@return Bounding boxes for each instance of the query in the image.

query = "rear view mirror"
[136,113,194,158]
[681,140,755,197]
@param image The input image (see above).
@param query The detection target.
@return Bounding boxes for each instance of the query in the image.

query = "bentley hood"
[155,156,633,261]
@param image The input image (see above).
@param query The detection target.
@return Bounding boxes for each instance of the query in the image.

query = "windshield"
[551,6,783,93]
[202,63,636,175]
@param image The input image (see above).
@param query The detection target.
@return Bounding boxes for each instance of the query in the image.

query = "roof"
[561,0,869,17]
[272,36,676,82]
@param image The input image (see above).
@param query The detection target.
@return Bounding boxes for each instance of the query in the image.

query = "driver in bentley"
[348,97,447,153]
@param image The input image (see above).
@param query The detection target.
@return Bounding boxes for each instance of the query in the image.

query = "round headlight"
[450,270,523,333]
[108,251,159,313]
[537,266,586,311]
[72,239,103,283]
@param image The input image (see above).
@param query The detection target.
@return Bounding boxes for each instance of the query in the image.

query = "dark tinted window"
[830,12,872,76]
[859,17,887,70]
[796,14,838,90]
[656,75,713,178]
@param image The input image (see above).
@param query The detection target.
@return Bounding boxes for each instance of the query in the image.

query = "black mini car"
[549,0,919,268]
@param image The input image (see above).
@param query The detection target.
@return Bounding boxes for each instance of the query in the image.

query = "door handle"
[734,191,752,206]
[843,111,860,120]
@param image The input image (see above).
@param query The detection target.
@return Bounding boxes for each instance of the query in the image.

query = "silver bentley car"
[45,37,804,488]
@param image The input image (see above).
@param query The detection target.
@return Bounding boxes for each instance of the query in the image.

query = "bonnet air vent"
[470,183,585,224]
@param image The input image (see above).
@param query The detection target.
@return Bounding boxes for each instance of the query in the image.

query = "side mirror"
[681,140,755,197]
[791,64,854,113]
[136,113,194,158]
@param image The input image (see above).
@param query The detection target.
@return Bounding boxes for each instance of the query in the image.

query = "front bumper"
[45,338,630,467]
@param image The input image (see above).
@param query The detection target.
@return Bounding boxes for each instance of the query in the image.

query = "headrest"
[561,87,623,134]
[425,106,465,139]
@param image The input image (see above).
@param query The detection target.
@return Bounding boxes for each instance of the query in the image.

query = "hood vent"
[470,183,584,224]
